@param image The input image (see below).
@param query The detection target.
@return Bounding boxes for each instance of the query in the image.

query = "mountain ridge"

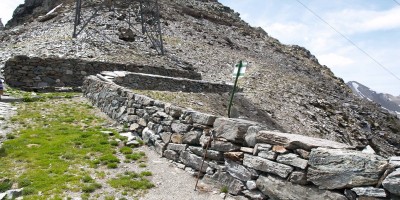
[347,81,400,115]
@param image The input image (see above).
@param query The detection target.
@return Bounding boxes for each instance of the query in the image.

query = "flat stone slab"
[307,148,388,189]
[256,131,354,150]
[351,187,387,198]
[243,154,293,178]
[276,153,308,169]
[256,175,347,200]
[214,118,258,143]
[389,156,400,168]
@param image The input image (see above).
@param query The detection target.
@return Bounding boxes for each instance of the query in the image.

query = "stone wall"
[82,75,400,200]
[100,71,234,93]
[3,55,201,89]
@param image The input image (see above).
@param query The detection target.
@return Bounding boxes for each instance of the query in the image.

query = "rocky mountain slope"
[1,0,399,157]
[347,81,400,115]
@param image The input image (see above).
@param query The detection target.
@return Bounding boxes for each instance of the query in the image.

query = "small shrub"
[125,152,145,161]
[82,183,102,193]
[81,175,93,183]
[0,179,12,192]
[0,146,6,157]
[105,196,115,200]
[18,178,32,187]
[6,134,15,139]
[22,187,36,195]
[220,186,228,193]
[138,163,147,168]
[140,171,152,177]
[107,163,118,169]
[99,154,119,164]
[120,146,133,155]
[109,140,119,146]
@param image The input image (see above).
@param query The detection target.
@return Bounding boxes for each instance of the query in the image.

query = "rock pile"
[83,74,400,200]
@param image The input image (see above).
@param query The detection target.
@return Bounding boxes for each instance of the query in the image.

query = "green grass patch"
[220,186,228,193]
[125,151,146,161]
[108,171,154,192]
[0,179,12,192]
[82,183,102,193]
[0,97,118,199]
[120,146,133,155]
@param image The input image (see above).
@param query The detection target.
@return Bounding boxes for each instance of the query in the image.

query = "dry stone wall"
[98,71,235,93]
[3,55,201,89]
[83,75,400,200]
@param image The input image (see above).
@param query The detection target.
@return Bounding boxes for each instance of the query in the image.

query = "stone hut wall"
[3,55,201,89]
[82,75,400,200]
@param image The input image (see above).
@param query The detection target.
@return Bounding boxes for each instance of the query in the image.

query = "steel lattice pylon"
[72,0,164,55]
[139,0,164,55]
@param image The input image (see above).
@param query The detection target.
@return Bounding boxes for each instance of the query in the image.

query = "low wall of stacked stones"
[109,71,234,93]
[83,75,400,200]
[3,55,201,89]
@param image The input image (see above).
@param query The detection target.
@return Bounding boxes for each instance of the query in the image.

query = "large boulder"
[307,148,388,189]
[256,131,354,150]
[382,168,400,196]
[256,175,347,200]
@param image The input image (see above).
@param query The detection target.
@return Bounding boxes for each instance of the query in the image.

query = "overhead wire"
[393,0,400,6]
[294,0,400,82]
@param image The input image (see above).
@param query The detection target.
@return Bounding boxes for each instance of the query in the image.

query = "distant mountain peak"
[347,81,400,114]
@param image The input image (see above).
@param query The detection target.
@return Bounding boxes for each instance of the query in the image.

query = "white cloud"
[318,53,355,68]
[326,6,400,34]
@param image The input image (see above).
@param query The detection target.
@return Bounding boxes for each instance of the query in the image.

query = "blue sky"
[220,0,400,95]
[1,0,399,95]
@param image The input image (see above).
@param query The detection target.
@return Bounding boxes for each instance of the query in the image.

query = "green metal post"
[228,60,242,118]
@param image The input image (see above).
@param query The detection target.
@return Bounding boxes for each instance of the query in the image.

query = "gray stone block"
[307,148,388,189]
[167,143,188,152]
[382,168,400,196]
[214,118,258,143]
[256,175,347,200]
[164,150,179,161]
[225,159,253,181]
[351,187,387,198]
[243,154,293,178]
[191,112,217,125]
[180,151,209,172]
[276,153,308,169]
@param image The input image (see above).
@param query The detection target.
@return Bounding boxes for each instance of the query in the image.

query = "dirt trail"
[141,146,224,200]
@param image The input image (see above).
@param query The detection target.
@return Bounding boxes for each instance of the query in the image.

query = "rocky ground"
[0,0,399,157]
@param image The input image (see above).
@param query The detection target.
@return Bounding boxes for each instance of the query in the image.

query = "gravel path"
[0,98,17,144]
[141,146,225,200]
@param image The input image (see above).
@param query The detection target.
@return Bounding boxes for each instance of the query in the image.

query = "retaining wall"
[82,75,400,200]
[3,55,201,89]
[100,71,234,93]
